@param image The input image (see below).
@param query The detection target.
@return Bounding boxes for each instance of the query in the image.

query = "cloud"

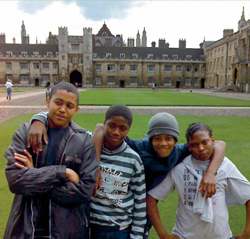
[17,0,136,20]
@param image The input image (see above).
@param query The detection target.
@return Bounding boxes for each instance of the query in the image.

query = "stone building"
[0,10,249,91]
[204,7,250,92]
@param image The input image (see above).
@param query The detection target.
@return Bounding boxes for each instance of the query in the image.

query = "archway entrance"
[70,70,82,87]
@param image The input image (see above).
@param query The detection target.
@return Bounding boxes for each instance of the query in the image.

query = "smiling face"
[47,89,79,128]
[188,130,214,161]
[104,116,130,150]
[151,134,176,158]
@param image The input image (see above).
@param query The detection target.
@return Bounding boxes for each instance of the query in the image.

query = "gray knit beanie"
[147,112,179,141]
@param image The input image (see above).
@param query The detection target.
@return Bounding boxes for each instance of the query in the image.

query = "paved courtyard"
[1,89,250,124]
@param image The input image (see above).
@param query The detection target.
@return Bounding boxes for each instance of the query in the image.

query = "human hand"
[199,171,216,198]
[27,120,48,154]
[14,149,34,168]
[65,168,80,184]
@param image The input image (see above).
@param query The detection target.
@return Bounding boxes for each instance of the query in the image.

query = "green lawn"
[1,113,250,238]
[79,89,250,106]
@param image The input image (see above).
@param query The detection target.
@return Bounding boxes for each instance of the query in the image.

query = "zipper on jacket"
[59,132,75,165]
[31,200,35,239]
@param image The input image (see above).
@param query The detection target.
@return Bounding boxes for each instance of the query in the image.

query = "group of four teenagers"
[4,81,250,239]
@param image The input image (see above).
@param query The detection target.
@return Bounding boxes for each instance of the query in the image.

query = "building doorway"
[176,80,181,88]
[35,78,39,86]
[200,78,205,88]
[119,80,125,88]
[70,70,82,87]
[233,68,238,85]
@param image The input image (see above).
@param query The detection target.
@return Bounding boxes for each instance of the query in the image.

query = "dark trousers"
[90,224,130,239]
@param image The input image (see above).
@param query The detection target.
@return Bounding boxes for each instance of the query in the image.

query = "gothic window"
[106,52,112,58]
[20,74,29,84]
[102,31,108,36]
[53,63,58,69]
[162,54,168,59]
[132,53,138,59]
[176,65,182,71]
[130,64,137,72]
[33,51,39,57]
[130,77,137,83]
[6,51,13,57]
[120,53,125,59]
[107,76,115,86]
[186,66,192,72]
[172,54,178,60]
[147,64,155,72]
[42,62,50,69]
[147,54,153,59]
[186,55,192,60]
[6,62,12,70]
[71,44,79,51]
[119,64,125,71]
[163,77,172,86]
[95,77,102,85]
[185,78,192,86]
[107,64,115,71]
[21,51,27,57]
[47,52,53,57]
[33,63,40,69]
[20,62,29,70]
[164,65,172,71]
[95,64,102,72]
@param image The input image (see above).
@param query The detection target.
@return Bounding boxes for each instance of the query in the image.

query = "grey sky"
[17,0,136,20]
[0,0,249,47]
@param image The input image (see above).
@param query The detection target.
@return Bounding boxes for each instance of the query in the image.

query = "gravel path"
[1,90,250,124]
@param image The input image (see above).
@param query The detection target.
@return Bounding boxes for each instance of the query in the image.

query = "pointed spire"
[241,6,245,21]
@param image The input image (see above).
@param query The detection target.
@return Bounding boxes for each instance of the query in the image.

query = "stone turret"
[238,6,247,30]
[142,27,147,47]
[21,21,29,44]
[83,27,93,86]
[136,30,141,47]
[58,27,68,81]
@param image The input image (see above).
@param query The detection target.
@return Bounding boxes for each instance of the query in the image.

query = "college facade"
[0,8,249,92]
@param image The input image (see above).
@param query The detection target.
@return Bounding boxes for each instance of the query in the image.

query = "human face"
[188,130,214,161]
[151,134,176,158]
[47,89,78,128]
[104,116,130,150]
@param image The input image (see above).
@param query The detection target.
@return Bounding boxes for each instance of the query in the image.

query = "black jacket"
[4,122,98,239]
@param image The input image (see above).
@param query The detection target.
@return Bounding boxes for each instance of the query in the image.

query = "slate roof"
[0,43,58,55]
[93,46,204,61]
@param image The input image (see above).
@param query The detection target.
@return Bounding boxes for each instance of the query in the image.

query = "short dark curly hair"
[49,81,79,105]
[185,122,213,142]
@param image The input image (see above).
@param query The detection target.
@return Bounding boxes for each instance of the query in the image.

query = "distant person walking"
[5,79,13,100]
[45,81,51,101]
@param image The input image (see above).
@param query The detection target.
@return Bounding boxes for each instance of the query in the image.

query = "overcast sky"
[0,0,249,48]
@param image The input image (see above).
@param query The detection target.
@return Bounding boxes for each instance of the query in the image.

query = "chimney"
[223,29,234,38]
